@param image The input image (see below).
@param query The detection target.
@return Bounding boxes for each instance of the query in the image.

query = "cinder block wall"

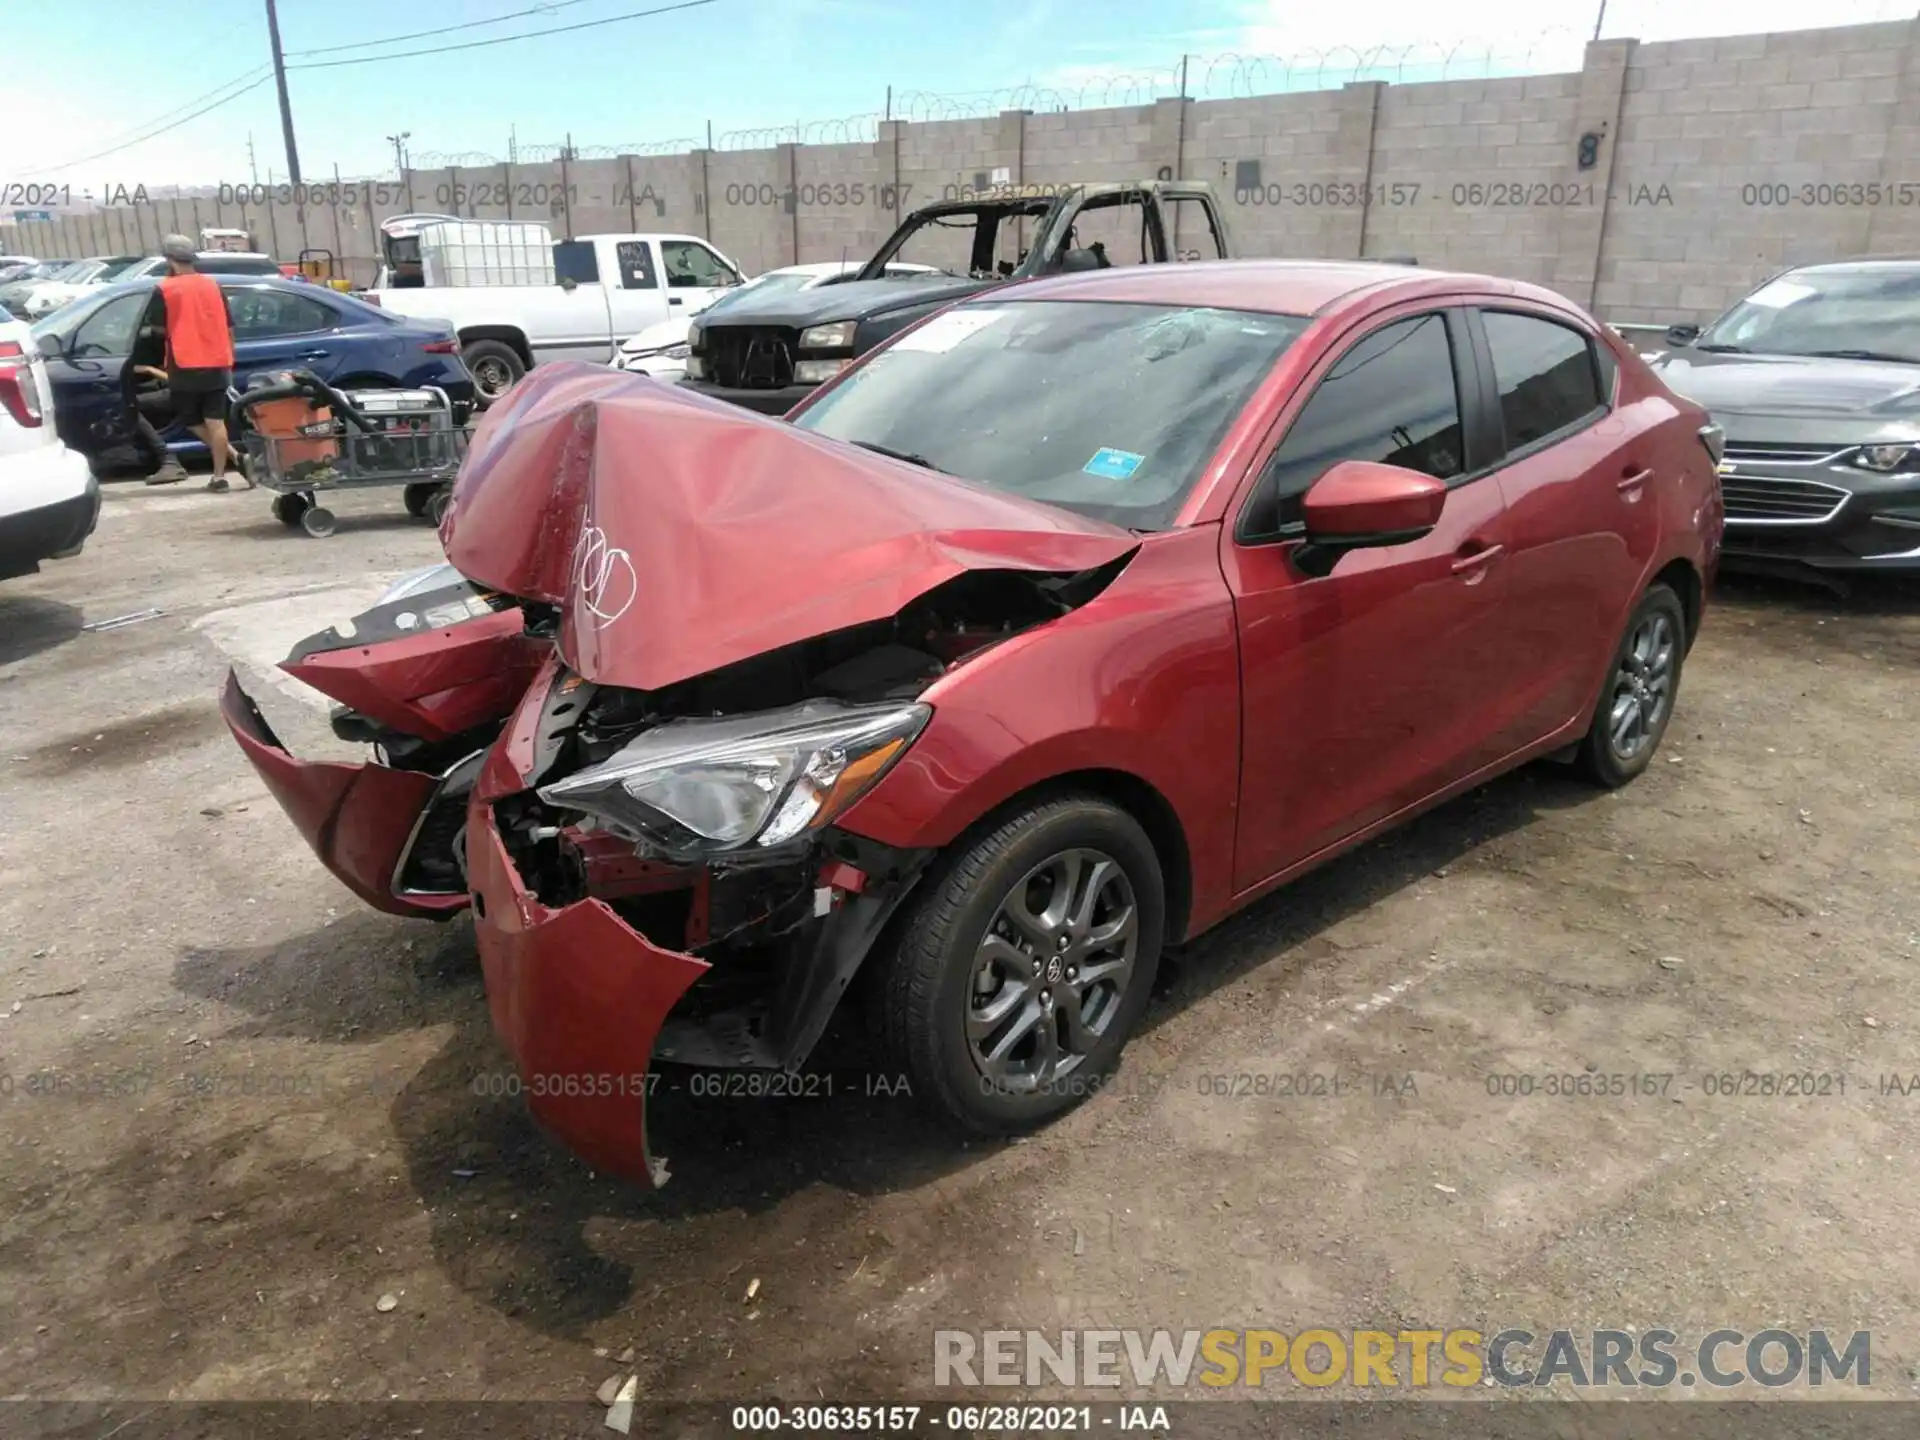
[23,16,1920,322]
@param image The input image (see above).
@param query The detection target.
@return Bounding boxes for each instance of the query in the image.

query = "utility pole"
[248,132,259,185]
[387,131,411,178]
[1592,0,1608,41]
[264,0,302,187]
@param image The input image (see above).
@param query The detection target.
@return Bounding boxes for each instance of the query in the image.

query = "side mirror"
[558,276,578,292]
[1294,460,1447,576]
[35,331,62,360]
[1665,323,1700,346]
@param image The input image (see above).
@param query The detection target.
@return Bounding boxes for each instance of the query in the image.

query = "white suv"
[0,316,98,581]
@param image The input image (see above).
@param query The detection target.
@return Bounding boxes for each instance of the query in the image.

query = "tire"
[403,482,436,518]
[874,793,1165,1135]
[271,491,310,527]
[300,505,338,538]
[1575,583,1687,788]
[426,485,453,527]
[460,340,524,407]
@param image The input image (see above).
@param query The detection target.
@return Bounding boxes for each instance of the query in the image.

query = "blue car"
[30,276,475,473]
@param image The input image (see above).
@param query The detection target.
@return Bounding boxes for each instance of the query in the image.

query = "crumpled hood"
[439,361,1138,692]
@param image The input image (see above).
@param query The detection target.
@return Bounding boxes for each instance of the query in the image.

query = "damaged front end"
[267,363,1147,1186]
[467,563,1122,1186]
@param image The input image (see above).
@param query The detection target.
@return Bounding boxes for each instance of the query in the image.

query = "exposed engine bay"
[477,560,1128,1071]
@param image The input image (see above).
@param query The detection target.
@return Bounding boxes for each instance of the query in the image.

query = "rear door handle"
[1451,543,1505,575]
[1618,466,1653,494]
[299,349,330,360]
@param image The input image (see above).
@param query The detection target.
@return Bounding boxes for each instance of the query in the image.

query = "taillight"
[0,339,44,428]
[423,338,458,354]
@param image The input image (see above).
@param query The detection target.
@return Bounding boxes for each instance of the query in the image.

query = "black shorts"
[168,368,231,427]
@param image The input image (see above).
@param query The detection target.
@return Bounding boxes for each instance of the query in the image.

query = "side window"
[661,240,736,288]
[1480,310,1605,449]
[1247,312,1465,536]
[554,240,600,284]
[1160,196,1227,261]
[69,292,149,358]
[226,289,334,340]
[615,241,657,290]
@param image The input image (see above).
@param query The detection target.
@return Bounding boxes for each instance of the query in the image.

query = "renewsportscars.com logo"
[933,1328,1871,1390]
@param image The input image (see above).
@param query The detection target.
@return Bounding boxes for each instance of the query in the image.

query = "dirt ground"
[2,479,1919,1422]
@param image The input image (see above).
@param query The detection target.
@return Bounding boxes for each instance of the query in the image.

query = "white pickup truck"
[366,227,748,403]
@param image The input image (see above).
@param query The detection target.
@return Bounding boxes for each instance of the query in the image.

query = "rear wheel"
[461,340,524,407]
[426,485,454,527]
[403,482,437,518]
[1575,583,1686,788]
[300,504,337,538]
[874,794,1164,1134]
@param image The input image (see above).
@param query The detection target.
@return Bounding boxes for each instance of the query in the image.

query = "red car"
[222,260,1724,1187]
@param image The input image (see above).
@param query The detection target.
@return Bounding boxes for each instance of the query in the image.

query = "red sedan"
[222,259,1724,1187]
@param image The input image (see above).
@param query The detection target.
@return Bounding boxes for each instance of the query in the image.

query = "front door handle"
[1617,466,1653,494]
[1451,542,1505,576]
[669,296,684,306]
[299,348,330,360]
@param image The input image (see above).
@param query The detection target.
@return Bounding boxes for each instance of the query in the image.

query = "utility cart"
[232,370,471,537]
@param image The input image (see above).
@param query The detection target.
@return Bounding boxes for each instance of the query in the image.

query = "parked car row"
[30,275,473,474]
[1,250,285,321]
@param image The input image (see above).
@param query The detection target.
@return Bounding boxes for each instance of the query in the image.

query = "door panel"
[1468,306,1657,750]
[1227,308,1513,893]
[225,286,345,382]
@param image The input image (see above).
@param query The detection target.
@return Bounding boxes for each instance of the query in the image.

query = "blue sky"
[3,0,1912,191]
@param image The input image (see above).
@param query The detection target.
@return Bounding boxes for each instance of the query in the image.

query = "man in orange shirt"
[141,234,240,492]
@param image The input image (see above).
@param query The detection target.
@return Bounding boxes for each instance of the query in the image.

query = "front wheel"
[874,794,1165,1135]
[1575,582,1687,788]
[460,340,524,407]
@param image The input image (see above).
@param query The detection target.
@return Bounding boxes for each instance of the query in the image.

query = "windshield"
[96,258,146,282]
[869,200,1054,280]
[1697,266,1920,363]
[792,300,1307,530]
[31,284,127,347]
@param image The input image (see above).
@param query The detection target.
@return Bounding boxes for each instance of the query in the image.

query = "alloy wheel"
[965,848,1139,1091]
[1607,610,1676,761]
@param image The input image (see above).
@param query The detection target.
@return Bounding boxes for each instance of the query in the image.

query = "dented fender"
[219,671,469,919]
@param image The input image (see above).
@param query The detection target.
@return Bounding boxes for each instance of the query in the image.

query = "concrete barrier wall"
[17,16,1920,322]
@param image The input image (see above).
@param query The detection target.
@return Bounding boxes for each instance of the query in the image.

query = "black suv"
[681,181,1231,415]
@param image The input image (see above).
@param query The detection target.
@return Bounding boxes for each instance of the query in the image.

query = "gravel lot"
[2,480,1918,1418]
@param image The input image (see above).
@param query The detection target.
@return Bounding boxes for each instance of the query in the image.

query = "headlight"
[537,699,930,857]
[686,322,705,348]
[685,355,707,380]
[1853,443,1918,472]
[794,358,850,384]
[663,341,691,360]
[800,321,857,350]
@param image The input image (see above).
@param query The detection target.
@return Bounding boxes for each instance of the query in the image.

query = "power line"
[287,0,602,57]
[34,74,275,176]
[286,0,717,71]
[42,67,270,166]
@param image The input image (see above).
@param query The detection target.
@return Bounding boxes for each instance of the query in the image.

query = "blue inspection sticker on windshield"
[1083,447,1145,480]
